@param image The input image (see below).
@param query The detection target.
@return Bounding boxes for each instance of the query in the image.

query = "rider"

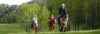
[50,14,55,21]
[33,15,38,27]
[57,4,67,24]
[49,14,55,25]
[49,14,56,32]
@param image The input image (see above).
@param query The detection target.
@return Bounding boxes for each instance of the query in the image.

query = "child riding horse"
[31,15,38,32]
[48,14,56,32]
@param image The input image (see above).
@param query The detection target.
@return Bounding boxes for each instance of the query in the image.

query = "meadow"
[0,24,100,34]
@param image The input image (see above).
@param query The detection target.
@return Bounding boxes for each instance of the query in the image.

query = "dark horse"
[48,19,56,32]
[31,21,38,32]
[58,14,68,32]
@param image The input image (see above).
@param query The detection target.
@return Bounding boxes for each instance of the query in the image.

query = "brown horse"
[48,19,56,32]
[58,14,68,32]
[31,22,38,32]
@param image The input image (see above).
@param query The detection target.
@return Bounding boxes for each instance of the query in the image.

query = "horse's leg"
[35,26,38,32]
[60,26,63,32]
[49,23,52,32]
[52,23,55,32]
[51,23,53,32]
[32,28,35,32]
[59,24,63,32]
[49,27,52,32]
[32,29,33,32]
[59,27,61,32]
[53,27,55,31]
[34,23,37,32]
[49,27,50,32]
[35,26,37,32]
[59,25,61,32]
[64,23,67,32]
[32,24,35,32]
[62,26,65,32]
[64,27,67,32]
[48,21,51,32]
[35,24,38,32]
[51,26,52,32]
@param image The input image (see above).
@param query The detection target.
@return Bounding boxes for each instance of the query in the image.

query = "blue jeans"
[57,14,61,24]
[32,21,34,24]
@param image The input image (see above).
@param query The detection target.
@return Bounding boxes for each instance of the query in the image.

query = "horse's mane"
[60,14,68,26]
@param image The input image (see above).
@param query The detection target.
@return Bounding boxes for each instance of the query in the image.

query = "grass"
[0,24,25,34]
[0,24,100,34]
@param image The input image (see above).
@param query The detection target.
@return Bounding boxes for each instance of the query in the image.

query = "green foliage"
[48,0,100,30]
[19,3,50,25]
[41,4,50,27]
[0,4,18,23]
[19,3,41,23]
[0,4,9,15]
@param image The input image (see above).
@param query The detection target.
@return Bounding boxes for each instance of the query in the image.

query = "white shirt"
[33,17,38,26]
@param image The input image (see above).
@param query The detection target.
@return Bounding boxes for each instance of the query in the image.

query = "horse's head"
[61,14,67,19]
[60,14,68,24]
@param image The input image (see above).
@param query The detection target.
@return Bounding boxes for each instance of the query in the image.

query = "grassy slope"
[0,24,100,34]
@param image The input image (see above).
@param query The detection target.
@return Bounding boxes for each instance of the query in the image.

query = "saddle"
[49,20,55,27]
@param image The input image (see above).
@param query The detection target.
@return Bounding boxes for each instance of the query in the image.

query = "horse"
[58,14,68,32]
[48,19,56,32]
[31,21,38,32]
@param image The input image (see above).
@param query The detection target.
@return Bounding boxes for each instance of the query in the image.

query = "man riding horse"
[57,4,68,32]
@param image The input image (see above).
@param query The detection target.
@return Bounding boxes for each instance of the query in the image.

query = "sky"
[0,0,31,5]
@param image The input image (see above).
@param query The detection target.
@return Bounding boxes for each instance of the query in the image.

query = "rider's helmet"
[50,14,55,20]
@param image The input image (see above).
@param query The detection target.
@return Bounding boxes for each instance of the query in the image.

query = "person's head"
[51,14,53,16]
[61,4,65,8]
[34,15,37,18]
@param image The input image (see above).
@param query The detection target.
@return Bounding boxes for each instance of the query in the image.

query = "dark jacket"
[59,8,67,15]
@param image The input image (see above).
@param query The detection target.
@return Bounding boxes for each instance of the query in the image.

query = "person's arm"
[36,17,38,23]
[63,8,67,14]
[33,17,36,21]
[59,8,61,14]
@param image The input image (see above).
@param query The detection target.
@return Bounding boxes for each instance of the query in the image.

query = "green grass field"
[0,24,100,34]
